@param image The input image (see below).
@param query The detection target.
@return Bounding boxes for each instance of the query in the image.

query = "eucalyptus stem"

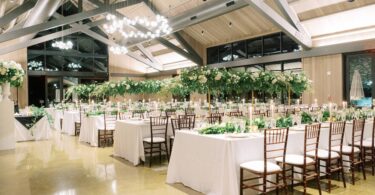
[288,85,291,106]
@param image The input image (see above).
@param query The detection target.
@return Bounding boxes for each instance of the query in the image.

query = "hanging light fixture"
[104,14,172,39]
[52,3,73,50]
[109,45,128,55]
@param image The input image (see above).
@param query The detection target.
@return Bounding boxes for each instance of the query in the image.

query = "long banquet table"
[166,121,373,195]
[113,119,173,166]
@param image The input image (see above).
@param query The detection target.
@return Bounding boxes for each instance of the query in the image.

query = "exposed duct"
[20,0,62,42]
[169,0,248,32]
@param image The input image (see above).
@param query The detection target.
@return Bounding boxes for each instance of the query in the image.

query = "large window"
[344,52,375,107]
[26,1,108,106]
[206,32,300,65]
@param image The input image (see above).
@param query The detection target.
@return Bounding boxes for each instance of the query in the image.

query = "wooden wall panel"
[302,54,343,105]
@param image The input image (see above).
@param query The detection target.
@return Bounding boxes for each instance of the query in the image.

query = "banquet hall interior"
[1,0,375,194]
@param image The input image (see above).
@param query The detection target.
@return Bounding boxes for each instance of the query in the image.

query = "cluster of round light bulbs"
[52,40,73,50]
[104,14,172,39]
[110,45,128,55]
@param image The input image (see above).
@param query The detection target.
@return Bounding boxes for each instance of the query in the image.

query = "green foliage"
[322,110,330,122]
[276,116,293,128]
[63,67,311,100]
[301,112,313,124]
[199,123,240,134]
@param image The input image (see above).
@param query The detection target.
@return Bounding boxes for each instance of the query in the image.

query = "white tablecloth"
[113,119,172,166]
[52,109,64,131]
[15,116,51,142]
[167,121,374,195]
[62,111,80,135]
[79,115,104,147]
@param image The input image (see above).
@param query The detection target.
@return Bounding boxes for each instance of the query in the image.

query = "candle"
[270,103,275,119]
[314,98,317,106]
[117,102,120,112]
[255,98,258,104]
[249,104,253,125]
[296,99,300,106]
[329,102,333,121]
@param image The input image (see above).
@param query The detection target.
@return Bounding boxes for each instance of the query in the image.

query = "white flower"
[11,76,17,81]
[110,83,116,88]
[126,85,130,90]
[198,75,207,84]
[215,72,222,81]
[253,72,259,78]
[272,79,277,84]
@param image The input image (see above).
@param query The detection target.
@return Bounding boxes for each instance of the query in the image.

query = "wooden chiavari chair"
[74,106,85,136]
[337,119,366,184]
[229,111,243,117]
[179,114,196,129]
[207,115,221,124]
[363,117,375,176]
[307,121,346,192]
[165,109,176,118]
[185,107,195,115]
[132,110,145,119]
[170,117,191,155]
[253,110,266,118]
[98,110,118,147]
[240,128,289,195]
[143,116,169,167]
[286,108,295,115]
[266,109,278,117]
[276,123,322,195]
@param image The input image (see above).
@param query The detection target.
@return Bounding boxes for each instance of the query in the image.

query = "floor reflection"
[0,131,194,195]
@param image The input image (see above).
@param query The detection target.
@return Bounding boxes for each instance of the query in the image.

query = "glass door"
[46,77,61,106]
[345,52,375,107]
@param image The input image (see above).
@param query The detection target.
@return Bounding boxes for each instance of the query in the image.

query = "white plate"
[225,133,250,138]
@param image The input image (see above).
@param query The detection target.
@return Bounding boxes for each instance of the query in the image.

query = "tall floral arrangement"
[65,84,96,100]
[0,60,25,87]
[286,72,311,97]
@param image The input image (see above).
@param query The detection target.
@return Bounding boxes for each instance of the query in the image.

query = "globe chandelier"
[103,14,172,39]
[52,3,73,50]
[109,45,128,55]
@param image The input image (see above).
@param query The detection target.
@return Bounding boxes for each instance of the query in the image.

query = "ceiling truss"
[0,0,37,28]
[245,0,312,48]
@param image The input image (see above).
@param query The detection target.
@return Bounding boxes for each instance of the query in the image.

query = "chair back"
[132,110,145,119]
[165,109,176,118]
[264,128,289,173]
[230,111,243,117]
[180,114,196,129]
[171,118,179,136]
[150,116,168,142]
[286,108,295,115]
[207,115,221,124]
[185,107,195,115]
[328,121,346,157]
[104,110,118,131]
[304,123,321,165]
[351,119,365,152]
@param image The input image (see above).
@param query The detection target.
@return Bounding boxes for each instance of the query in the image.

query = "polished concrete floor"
[0,131,374,195]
